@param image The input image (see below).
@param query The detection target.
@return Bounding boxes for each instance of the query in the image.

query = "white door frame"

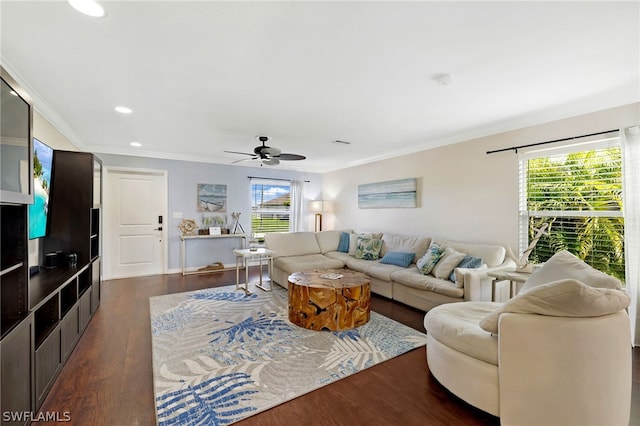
[103,166,169,280]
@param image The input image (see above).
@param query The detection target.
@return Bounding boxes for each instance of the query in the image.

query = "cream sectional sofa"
[264,230,513,311]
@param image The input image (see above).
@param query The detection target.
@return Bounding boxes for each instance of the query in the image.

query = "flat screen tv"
[28,138,54,239]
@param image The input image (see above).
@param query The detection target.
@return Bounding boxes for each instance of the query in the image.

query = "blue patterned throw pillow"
[416,242,444,275]
[355,237,383,260]
[337,232,350,253]
[380,251,415,268]
[448,255,484,282]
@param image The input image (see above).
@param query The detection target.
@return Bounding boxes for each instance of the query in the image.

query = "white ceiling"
[1,1,638,173]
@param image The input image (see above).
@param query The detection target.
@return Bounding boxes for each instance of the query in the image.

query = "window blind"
[519,143,625,282]
[250,180,291,235]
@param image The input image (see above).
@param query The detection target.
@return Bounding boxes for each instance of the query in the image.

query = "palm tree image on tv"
[29,138,54,239]
[526,147,625,282]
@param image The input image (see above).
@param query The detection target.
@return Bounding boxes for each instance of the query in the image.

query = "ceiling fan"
[225,135,306,166]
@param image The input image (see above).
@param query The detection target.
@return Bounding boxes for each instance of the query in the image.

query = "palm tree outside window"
[518,136,625,283]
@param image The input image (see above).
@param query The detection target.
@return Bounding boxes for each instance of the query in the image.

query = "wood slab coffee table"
[288,269,371,331]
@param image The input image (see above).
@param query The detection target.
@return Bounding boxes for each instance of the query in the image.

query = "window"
[519,137,625,282]
[251,180,291,237]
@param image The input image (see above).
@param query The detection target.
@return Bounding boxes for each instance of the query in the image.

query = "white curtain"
[289,179,304,232]
[621,125,640,346]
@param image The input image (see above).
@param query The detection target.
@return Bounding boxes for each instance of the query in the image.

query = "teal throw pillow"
[337,232,350,253]
[448,255,484,282]
[355,237,383,260]
[416,242,444,275]
[380,251,415,268]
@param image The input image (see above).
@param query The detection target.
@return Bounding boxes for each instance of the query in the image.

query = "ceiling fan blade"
[224,150,255,156]
[276,153,306,161]
[263,158,280,166]
[232,157,256,164]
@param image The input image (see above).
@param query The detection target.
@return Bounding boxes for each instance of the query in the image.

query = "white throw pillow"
[521,250,622,292]
[432,247,466,279]
[479,278,631,334]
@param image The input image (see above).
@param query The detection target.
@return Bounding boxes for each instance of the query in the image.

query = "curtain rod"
[248,176,310,183]
[486,129,619,155]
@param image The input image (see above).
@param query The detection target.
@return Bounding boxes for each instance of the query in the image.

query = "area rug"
[149,284,427,425]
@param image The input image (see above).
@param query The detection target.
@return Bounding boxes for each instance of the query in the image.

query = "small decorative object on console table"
[178,219,198,236]
[288,269,371,331]
[506,223,549,273]
[231,211,245,234]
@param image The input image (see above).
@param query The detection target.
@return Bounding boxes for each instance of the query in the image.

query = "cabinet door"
[91,258,100,313]
[0,67,33,205]
[0,316,32,425]
[34,326,61,409]
[60,306,79,363]
[79,289,92,332]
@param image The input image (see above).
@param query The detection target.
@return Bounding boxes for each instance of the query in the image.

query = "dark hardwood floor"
[39,269,640,425]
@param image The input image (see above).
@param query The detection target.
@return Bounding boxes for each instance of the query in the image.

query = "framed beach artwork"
[197,183,227,212]
[358,178,417,209]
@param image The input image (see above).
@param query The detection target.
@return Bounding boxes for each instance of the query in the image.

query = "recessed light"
[68,0,105,18]
[9,90,18,97]
[115,106,132,114]
[129,142,142,147]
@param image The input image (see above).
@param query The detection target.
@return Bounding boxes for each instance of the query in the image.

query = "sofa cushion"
[343,256,376,273]
[416,241,444,275]
[449,255,484,283]
[265,232,321,258]
[325,251,352,262]
[521,250,623,292]
[315,230,342,254]
[425,301,501,365]
[337,232,350,253]
[380,251,415,268]
[479,278,631,334]
[437,240,505,268]
[366,262,405,282]
[273,254,345,275]
[355,237,383,260]
[391,268,464,298]
[380,233,431,259]
[432,247,466,279]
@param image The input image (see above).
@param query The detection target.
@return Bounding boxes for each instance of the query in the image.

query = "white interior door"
[104,167,167,279]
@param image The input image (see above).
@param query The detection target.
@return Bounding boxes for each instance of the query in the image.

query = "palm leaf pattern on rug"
[318,333,384,371]
[208,313,292,344]
[156,372,257,426]
[189,290,255,302]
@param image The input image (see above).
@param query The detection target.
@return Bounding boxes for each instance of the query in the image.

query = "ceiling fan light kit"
[225,135,306,166]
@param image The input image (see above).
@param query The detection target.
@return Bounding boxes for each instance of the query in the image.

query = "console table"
[180,234,247,276]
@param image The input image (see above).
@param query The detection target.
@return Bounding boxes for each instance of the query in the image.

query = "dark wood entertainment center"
[1,66,102,425]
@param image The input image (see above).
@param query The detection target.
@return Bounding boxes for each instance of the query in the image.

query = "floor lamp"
[309,200,330,232]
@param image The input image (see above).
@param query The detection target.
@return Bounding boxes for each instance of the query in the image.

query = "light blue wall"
[97,154,322,272]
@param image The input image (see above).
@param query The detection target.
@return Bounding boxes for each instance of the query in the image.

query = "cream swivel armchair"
[424,250,632,426]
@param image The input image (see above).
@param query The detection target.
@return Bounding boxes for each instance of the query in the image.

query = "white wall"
[323,102,640,250]
[97,154,322,273]
[33,111,78,151]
